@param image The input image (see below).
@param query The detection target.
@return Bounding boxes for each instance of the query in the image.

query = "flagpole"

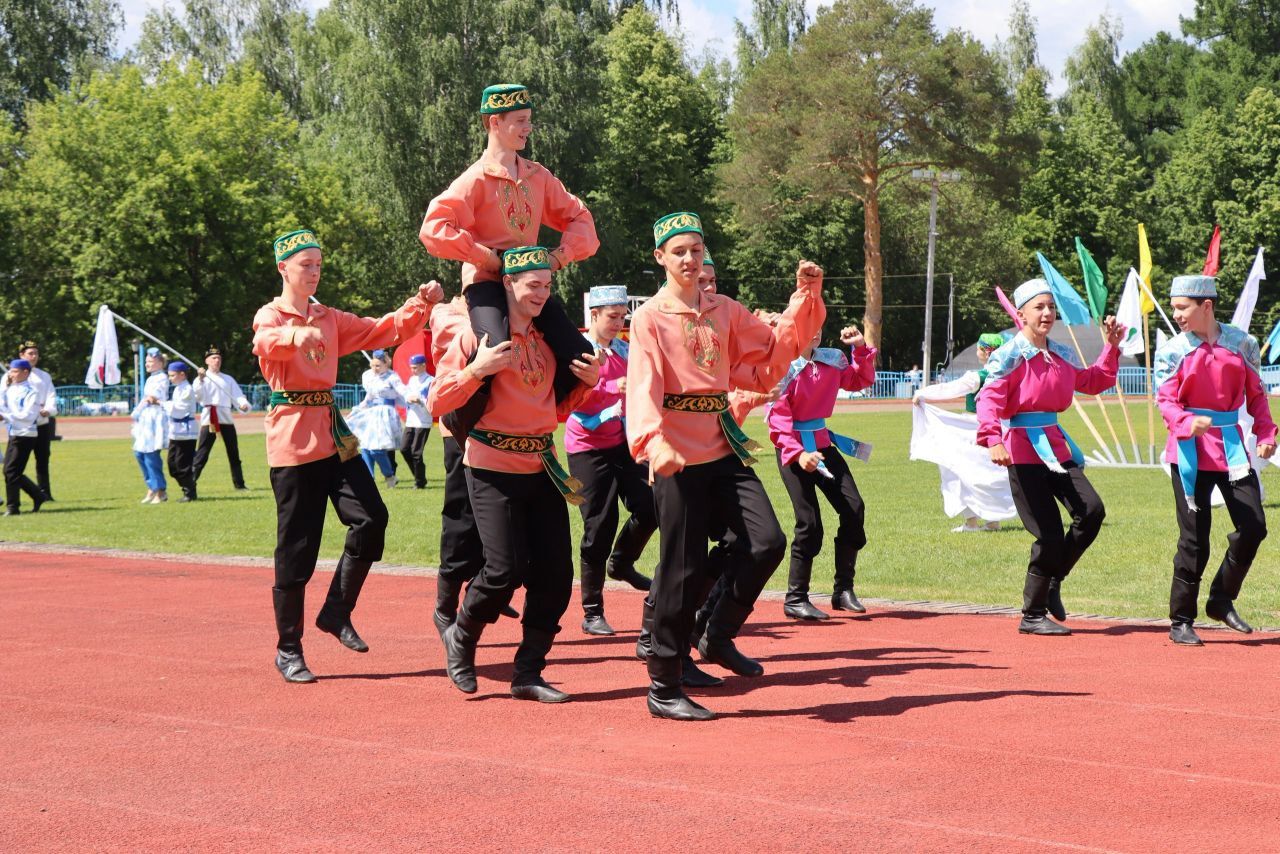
[105,307,238,402]
[1105,322,1142,461]
[1063,325,1124,463]
[1144,314,1155,464]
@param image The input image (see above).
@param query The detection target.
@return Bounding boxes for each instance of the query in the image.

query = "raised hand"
[1102,316,1124,347]
[840,324,865,348]
[419,280,445,304]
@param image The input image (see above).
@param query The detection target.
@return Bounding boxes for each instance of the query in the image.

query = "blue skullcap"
[588,285,628,309]
[167,361,188,374]
[409,354,427,366]
[371,349,388,360]
[10,358,31,371]
[1170,275,1217,300]
[146,347,161,357]
[1013,278,1053,309]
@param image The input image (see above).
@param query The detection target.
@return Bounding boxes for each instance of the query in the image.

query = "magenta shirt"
[565,340,627,454]
[1157,341,1277,471]
[767,346,877,464]
[977,344,1119,465]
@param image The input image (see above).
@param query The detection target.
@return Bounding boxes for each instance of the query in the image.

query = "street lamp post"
[912,168,961,382]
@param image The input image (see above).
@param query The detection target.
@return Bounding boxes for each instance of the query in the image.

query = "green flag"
[1074,237,1108,322]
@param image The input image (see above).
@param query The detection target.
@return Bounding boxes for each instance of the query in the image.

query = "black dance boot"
[690,574,723,650]
[606,557,652,592]
[580,563,615,636]
[1168,576,1203,645]
[1046,577,1067,622]
[783,557,829,621]
[680,654,724,688]
[315,555,371,652]
[1018,573,1070,636]
[647,655,715,721]
[635,597,654,661]
[511,626,570,703]
[273,586,315,682]
[433,574,463,639]
[275,649,316,683]
[1206,554,1253,634]
[698,595,765,677]
[830,541,865,613]
[442,610,485,694]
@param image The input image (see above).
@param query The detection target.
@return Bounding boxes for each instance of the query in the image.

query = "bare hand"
[548,250,564,273]
[239,402,251,412]
[197,368,207,378]
[407,395,422,405]
[293,324,326,350]
[840,324,865,348]
[569,351,602,388]
[764,378,784,403]
[912,393,923,407]
[479,247,503,275]
[989,443,1012,467]
[616,376,627,394]
[798,451,823,472]
[419,280,445,304]
[1259,443,1276,460]
[796,259,823,288]
[651,441,687,477]
[145,396,159,405]
[1190,416,1213,437]
[1102,315,1124,347]
[38,408,49,417]
[470,334,514,378]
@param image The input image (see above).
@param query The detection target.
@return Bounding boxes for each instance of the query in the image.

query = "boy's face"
[410,362,426,375]
[9,367,29,384]
[591,305,627,340]
[279,248,323,296]
[504,269,552,317]
[1017,294,1057,335]
[368,357,387,373]
[1171,297,1214,333]
[488,109,531,151]
[145,354,163,373]
[205,354,222,371]
[654,233,705,289]
[19,346,38,367]
[697,266,717,293]
[167,370,185,384]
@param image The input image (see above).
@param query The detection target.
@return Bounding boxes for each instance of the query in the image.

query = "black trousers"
[34,420,53,497]
[167,439,197,499]
[1170,465,1266,604]
[399,426,431,488]
[1007,462,1105,579]
[4,436,42,511]
[776,446,866,593]
[649,455,786,660]
[193,423,246,488]
[568,443,658,616]
[463,467,573,633]
[269,453,389,653]
[465,279,592,399]
[440,435,485,584]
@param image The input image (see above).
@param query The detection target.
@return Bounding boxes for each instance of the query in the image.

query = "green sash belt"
[269,389,360,463]
[468,428,585,505]
[662,391,761,466]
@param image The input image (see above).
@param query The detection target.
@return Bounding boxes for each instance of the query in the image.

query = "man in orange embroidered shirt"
[253,228,443,683]
[627,212,825,721]
[420,83,598,443]
[429,246,601,703]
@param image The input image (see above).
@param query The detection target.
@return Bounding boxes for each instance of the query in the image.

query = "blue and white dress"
[348,369,407,451]
[131,372,170,453]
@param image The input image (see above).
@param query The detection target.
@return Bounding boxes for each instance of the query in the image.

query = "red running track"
[2,549,1279,852]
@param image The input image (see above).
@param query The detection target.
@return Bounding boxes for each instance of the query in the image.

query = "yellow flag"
[1138,223,1154,314]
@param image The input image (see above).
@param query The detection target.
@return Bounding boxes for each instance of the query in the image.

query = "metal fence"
[49,366,1280,413]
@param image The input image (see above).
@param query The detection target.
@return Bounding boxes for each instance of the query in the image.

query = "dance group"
[242,83,1275,722]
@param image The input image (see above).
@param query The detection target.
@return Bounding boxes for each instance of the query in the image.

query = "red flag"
[995,286,1024,329]
[1203,225,1222,276]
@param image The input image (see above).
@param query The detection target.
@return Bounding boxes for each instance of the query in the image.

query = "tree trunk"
[862,179,884,353]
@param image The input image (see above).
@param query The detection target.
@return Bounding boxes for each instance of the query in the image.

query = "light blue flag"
[1266,317,1280,364]
[1036,252,1093,327]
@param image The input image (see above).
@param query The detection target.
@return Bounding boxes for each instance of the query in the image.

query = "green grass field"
[6,406,1280,624]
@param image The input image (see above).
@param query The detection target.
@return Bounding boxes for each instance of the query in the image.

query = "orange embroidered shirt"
[420,154,599,287]
[626,281,826,467]
[253,294,434,467]
[428,322,592,474]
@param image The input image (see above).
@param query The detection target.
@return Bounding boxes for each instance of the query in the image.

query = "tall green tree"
[0,0,119,126]
[723,0,1013,350]
[733,0,807,74]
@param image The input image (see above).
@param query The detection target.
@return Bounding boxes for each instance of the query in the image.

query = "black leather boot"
[1047,576,1067,622]
[316,555,371,652]
[275,649,316,683]
[511,626,570,703]
[1206,554,1253,634]
[698,595,764,677]
[433,574,463,639]
[647,655,715,721]
[830,589,865,613]
[635,597,654,661]
[784,557,829,620]
[690,574,723,649]
[442,610,485,694]
[1018,573,1070,636]
[580,563,615,635]
[607,559,652,591]
[1168,576,1203,645]
[680,654,725,688]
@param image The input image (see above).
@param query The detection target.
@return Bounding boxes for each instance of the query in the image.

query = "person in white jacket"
[131,348,170,504]
[1,359,47,515]
[400,354,434,488]
[1,341,57,500]
[165,361,200,502]
[192,345,251,490]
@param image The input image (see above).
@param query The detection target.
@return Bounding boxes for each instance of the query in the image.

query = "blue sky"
[117,0,1199,94]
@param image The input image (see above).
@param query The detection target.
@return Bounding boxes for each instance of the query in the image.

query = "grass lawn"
[5,405,1280,623]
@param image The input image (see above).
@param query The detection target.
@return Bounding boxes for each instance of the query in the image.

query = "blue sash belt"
[792,418,863,478]
[571,400,623,431]
[373,398,397,407]
[1007,411,1085,472]
[1177,408,1250,511]
[172,416,194,423]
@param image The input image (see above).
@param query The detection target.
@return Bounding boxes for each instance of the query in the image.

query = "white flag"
[1156,327,1169,352]
[1116,268,1146,357]
[1230,248,1266,332]
[85,304,121,388]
